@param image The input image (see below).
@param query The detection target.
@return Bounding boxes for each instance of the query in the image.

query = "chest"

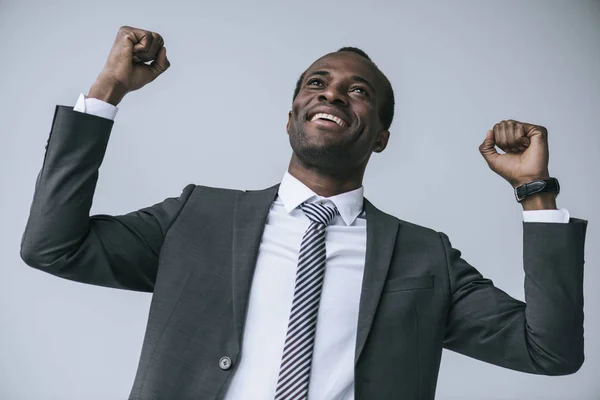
[253,208,367,321]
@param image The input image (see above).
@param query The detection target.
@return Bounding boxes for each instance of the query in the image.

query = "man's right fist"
[88,26,170,106]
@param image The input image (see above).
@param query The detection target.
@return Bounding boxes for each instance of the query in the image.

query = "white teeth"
[310,113,346,127]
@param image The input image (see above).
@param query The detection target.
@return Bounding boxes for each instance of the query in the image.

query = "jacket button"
[219,356,232,370]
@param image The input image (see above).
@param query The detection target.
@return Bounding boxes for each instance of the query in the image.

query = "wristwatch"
[514,178,560,202]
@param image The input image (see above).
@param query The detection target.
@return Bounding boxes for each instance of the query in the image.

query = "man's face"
[287,51,390,175]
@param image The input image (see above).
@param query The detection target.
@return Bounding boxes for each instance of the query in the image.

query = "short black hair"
[292,47,395,130]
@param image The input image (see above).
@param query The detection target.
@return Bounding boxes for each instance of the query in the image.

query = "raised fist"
[479,119,550,188]
[89,26,170,105]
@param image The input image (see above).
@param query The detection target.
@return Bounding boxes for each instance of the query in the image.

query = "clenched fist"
[479,119,550,189]
[88,26,170,105]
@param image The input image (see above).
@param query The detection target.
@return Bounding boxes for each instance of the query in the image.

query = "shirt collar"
[277,171,364,226]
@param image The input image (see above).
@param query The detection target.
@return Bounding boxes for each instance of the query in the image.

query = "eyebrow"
[307,70,377,94]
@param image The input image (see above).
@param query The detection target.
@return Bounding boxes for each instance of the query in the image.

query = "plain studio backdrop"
[1,0,598,399]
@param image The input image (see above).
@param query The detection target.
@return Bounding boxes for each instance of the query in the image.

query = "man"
[20,26,587,400]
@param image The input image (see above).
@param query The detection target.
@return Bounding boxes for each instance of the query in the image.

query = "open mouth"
[307,111,349,128]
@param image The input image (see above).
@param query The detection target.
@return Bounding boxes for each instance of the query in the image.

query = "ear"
[286,110,292,133]
[373,130,390,153]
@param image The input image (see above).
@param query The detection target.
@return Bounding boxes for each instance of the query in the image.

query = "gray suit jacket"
[21,106,588,399]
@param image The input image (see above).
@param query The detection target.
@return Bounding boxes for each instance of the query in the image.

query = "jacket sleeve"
[20,105,195,292]
[442,218,588,375]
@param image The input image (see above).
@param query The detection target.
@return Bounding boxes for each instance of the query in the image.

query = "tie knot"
[300,202,339,226]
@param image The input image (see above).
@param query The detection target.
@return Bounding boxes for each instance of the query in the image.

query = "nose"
[318,83,348,106]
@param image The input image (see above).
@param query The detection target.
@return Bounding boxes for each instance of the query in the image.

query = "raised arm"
[20,26,185,292]
[442,120,588,374]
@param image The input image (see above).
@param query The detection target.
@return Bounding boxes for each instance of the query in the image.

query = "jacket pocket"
[383,274,434,293]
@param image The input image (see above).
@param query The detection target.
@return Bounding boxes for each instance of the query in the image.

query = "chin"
[291,140,351,174]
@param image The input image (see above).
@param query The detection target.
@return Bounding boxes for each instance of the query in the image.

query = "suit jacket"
[20,106,588,400]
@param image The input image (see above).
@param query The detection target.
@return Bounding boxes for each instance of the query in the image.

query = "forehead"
[305,52,385,91]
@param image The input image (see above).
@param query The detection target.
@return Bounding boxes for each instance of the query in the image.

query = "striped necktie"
[274,202,339,400]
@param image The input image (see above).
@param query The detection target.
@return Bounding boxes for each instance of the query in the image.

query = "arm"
[20,105,195,292]
[20,26,177,292]
[441,217,587,375]
[443,119,588,374]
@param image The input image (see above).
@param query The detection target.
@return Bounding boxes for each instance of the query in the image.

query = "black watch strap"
[514,178,560,203]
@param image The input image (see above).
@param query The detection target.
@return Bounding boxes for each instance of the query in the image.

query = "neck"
[288,154,365,197]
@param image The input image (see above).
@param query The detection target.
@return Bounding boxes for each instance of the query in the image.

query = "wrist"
[521,192,557,211]
[88,78,127,106]
[511,172,550,189]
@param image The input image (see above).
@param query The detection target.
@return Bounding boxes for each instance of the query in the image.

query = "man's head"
[287,47,394,178]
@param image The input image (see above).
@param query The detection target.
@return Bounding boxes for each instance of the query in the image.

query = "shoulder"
[364,198,441,240]
[183,182,280,201]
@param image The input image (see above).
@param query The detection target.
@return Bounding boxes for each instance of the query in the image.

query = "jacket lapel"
[231,184,280,346]
[354,198,399,366]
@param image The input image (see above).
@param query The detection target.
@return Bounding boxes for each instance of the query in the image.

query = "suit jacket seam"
[161,184,197,242]
[437,232,453,316]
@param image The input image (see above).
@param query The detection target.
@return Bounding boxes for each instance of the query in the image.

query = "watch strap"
[515,178,560,202]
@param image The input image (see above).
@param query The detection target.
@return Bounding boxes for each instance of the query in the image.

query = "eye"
[351,86,369,96]
[307,78,324,87]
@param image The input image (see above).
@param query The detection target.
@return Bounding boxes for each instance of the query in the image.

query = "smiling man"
[21,26,587,400]
[287,48,392,198]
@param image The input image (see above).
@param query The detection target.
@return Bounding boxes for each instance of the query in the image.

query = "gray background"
[1,0,598,398]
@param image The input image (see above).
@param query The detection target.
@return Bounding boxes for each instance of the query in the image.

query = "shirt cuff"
[523,208,570,223]
[73,93,118,121]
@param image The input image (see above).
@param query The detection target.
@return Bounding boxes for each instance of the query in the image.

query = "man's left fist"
[479,119,550,188]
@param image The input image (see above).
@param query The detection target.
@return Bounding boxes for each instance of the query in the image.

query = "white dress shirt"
[73,93,570,399]
[225,171,367,399]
